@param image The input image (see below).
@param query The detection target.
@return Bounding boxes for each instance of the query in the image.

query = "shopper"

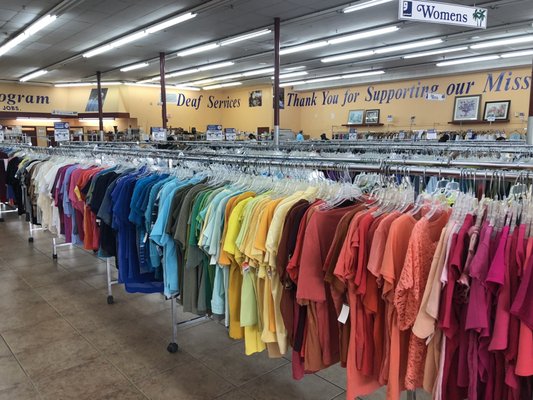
[320,133,329,141]
[296,131,304,141]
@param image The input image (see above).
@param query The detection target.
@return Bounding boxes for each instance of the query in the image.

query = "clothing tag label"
[143,232,148,243]
[338,303,350,324]
[426,333,434,346]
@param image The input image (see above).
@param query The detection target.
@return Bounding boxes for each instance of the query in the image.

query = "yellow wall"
[1,66,531,138]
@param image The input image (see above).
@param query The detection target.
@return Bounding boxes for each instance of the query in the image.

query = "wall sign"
[206,124,224,141]
[224,128,237,141]
[399,0,487,29]
[54,122,70,142]
[151,127,167,141]
[426,129,438,140]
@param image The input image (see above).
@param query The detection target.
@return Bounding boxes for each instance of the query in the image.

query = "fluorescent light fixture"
[17,117,61,123]
[342,70,385,79]
[167,69,198,78]
[271,71,308,79]
[220,29,271,46]
[436,55,500,67]
[203,82,242,90]
[150,77,161,81]
[174,85,201,91]
[55,82,96,87]
[120,62,149,72]
[198,61,234,71]
[145,12,196,34]
[79,118,115,121]
[83,44,114,58]
[375,38,443,54]
[328,25,399,45]
[402,46,468,59]
[137,79,155,84]
[283,66,306,71]
[321,50,375,63]
[280,41,328,55]
[101,82,123,86]
[212,74,243,81]
[177,43,219,57]
[305,76,342,84]
[470,35,533,49]
[83,32,147,58]
[280,81,306,87]
[0,14,57,57]
[243,67,275,76]
[501,50,533,58]
[126,82,176,89]
[20,69,48,82]
[343,0,395,13]
[192,78,217,85]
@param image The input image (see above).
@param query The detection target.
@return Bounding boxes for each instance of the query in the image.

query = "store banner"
[54,122,70,142]
[399,0,487,29]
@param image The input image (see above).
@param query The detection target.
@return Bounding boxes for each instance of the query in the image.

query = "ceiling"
[1,0,533,91]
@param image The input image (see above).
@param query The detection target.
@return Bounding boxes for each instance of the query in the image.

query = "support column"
[96,71,104,141]
[526,60,533,145]
[160,52,168,130]
[273,17,280,147]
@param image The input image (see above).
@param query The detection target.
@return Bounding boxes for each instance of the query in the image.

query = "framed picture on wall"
[249,90,262,107]
[453,95,481,121]
[347,109,364,124]
[483,100,511,121]
[364,109,380,124]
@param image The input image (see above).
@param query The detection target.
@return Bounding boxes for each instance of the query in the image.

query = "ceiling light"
[471,35,533,49]
[137,79,155,84]
[305,76,342,84]
[83,44,114,58]
[112,31,148,47]
[174,85,201,91]
[198,61,234,71]
[150,77,161,81]
[321,50,375,63]
[343,0,395,13]
[55,82,96,87]
[177,43,219,57]
[20,69,48,82]
[283,66,306,71]
[501,50,533,58]
[271,71,309,79]
[328,25,399,45]
[402,46,468,59]
[166,69,198,78]
[243,67,275,76]
[100,82,123,86]
[280,41,328,55]
[342,70,385,79]
[16,117,61,123]
[212,74,243,81]
[220,29,271,46]
[145,12,196,34]
[436,55,500,67]
[376,39,443,54]
[120,62,150,72]
[126,82,175,88]
[0,14,57,57]
[192,78,217,85]
[203,82,242,90]
[280,81,307,87]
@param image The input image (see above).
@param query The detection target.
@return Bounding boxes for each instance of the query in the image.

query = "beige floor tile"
[200,342,289,386]
[316,362,346,390]
[137,356,235,400]
[5,254,53,268]
[33,356,130,400]
[92,383,149,399]
[0,382,40,400]
[240,364,344,400]
[0,355,30,391]
[214,388,255,400]
[0,301,59,332]
[0,338,11,358]
[15,333,100,379]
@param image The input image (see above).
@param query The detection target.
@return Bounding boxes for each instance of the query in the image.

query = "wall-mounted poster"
[249,90,262,107]
[347,110,364,125]
[453,95,481,121]
[85,88,108,112]
[483,100,511,121]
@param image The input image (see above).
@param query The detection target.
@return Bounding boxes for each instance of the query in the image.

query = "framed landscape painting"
[483,100,511,121]
[347,110,364,124]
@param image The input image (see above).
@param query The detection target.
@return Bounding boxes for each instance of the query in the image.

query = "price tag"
[487,115,496,122]
[242,262,250,273]
[338,303,350,324]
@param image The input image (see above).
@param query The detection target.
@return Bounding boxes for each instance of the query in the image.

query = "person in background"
[296,130,304,141]
[248,133,257,141]
[320,133,329,141]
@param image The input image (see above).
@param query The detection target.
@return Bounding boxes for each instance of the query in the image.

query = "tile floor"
[0,213,431,400]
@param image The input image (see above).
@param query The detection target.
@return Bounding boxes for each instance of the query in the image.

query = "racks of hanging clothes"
[0,145,21,222]
[2,143,533,400]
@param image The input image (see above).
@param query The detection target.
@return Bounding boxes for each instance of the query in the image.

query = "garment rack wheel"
[0,217,4,222]
[28,237,33,243]
[107,295,114,305]
[167,342,178,353]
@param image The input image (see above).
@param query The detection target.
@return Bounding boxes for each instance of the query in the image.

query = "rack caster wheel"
[0,218,4,222]
[28,237,34,243]
[167,343,178,353]
[107,295,114,305]
[52,254,57,259]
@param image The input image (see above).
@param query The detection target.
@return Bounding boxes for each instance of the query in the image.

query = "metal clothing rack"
[0,202,17,222]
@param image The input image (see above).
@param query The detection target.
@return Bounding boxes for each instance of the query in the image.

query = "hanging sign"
[486,115,496,122]
[224,128,237,141]
[54,122,70,142]
[426,129,438,140]
[348,128,358,140]
[206,124,224,141]
[151,127,167,141]
[399,1,487,29]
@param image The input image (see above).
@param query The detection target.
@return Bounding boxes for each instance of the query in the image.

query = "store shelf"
[448,120,510,125]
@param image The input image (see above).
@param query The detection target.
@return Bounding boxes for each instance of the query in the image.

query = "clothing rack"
[0,202,17,222]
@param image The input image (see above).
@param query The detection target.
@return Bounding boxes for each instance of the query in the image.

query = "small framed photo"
[347,109,364,125]
[365,109,380,124]
[453,95,481,121]
[483,100,511,121]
